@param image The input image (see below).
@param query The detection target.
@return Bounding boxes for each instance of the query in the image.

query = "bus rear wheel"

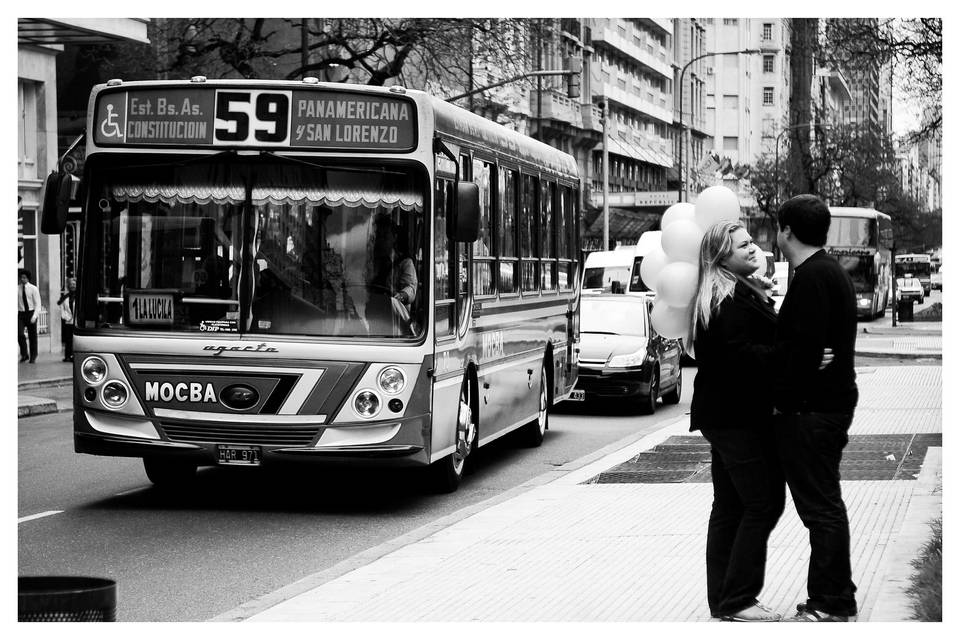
[428,376,476,493]
[519,364,549,447]
[143,457,197,488]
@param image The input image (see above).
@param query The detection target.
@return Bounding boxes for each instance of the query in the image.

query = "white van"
[582,231,662,296]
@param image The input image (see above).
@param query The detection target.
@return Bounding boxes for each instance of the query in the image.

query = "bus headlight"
[81,356,108,385]
[858,298,872,307]
[354,390,381,418]
[101,381,129,409]
[377,367,406,394]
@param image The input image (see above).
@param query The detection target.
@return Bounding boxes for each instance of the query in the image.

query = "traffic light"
[565,56,582,99]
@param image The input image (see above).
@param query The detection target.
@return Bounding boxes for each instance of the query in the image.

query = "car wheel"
[519,363,549,447]
[662,368,682,405]
[428,375,476,493]
[639,368,659,415]
[143,457,197,488]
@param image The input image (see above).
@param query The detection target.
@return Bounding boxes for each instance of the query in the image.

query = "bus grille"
[159,421,320,447]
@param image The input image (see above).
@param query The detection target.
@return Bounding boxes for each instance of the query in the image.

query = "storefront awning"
[594,136,673,169]
[18,18,150,46]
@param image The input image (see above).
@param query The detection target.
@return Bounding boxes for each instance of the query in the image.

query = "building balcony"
[603,81,673,125]
[592,24,672,79]
[531,90,583,128]
[582,104,604,132]
[588,188,678,209]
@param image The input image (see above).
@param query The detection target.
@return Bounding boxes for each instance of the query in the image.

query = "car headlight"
[81,356,108,385]
[377,367,406,394]
[354,390,381,418]
[607,347,648,369]
[101,380,129,408]
[858,298,871,307]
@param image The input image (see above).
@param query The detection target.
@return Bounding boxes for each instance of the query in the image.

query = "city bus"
[825,206,893,319]
[894,253,932,297]
[41,78,582,493]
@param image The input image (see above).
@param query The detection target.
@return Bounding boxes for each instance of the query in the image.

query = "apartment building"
[585,19,675,213]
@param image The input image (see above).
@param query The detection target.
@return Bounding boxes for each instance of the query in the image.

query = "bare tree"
[825,18,941,140]
[162,17,540,98]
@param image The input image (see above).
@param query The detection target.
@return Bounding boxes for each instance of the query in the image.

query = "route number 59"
[214,90,290,145]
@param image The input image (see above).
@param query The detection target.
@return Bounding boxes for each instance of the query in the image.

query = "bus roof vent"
[302,77,320,84]
[106,79,123,86]
[190,76,207,83]
[388,85,406,94]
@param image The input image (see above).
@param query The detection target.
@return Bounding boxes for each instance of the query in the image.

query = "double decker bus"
[894,253,932,297]
[825,206,893,319]
[42,78,581,493]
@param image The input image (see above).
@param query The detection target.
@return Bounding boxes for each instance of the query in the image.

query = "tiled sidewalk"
[226,366,941,622]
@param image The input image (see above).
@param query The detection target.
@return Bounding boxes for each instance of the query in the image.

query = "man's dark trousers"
[700,427,785,616]
[18,310,37,361]
[775,411,858,616]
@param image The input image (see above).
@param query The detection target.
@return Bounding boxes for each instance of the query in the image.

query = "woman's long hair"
[693,221,743,338]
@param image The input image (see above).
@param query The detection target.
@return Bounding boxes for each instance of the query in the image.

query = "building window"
[723,18,739,26]
[763,55,775,73]
[762,87,774,106]
[723,137,738,152]
[18,79,39,181]
[762,23,773,40]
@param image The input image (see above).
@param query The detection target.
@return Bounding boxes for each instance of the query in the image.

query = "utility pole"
[602,99,609,251]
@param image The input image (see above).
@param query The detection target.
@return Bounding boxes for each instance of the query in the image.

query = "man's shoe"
[783,603,852,622]
[28,358,36,364]
[721,601,782,622]
[19,356,28,362]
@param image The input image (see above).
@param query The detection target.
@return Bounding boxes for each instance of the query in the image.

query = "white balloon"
[639,247,668,293]
[650,299,692,339]
[656,261,699,308]
[694,185,741,231]
[661,219,704,264]
[660,202,696,231]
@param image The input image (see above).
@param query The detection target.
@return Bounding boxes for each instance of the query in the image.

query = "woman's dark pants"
[700,426,785,617]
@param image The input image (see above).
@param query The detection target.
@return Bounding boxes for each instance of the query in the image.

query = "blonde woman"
[689,221,785,622]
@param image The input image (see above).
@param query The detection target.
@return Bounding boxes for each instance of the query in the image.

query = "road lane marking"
[18,510,63,524]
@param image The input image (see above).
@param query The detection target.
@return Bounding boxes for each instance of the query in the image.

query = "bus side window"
[520,174,539,293]
[497,166,518,295]
[434,177,457,337]
[472,158,495,296]
[540,180,556,291]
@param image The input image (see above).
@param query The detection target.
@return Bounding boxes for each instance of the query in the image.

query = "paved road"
[18,380,691,621]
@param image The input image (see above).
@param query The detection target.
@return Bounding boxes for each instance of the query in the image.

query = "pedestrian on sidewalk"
[688,221,785,622]
[18,269,41,363]
[57,277,76,362]
[773,194,859,622]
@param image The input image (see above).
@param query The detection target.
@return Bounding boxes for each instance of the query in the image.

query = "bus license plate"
[217,445,261,466]
[569,390,585,402]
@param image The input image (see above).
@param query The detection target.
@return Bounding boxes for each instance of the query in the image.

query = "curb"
[18,376,72,393]
[856,350,941,361]
[18,396,59,418]
[865,447,942,621]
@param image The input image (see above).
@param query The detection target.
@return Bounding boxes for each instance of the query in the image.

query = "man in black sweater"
[774,194,859,622]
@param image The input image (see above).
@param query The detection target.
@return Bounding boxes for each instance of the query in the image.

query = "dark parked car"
[569,293,683,414]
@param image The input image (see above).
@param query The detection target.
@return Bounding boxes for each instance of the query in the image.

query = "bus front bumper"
[74,410,432,468]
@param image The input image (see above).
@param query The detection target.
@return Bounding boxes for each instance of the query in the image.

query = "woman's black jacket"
[689,278,777,431]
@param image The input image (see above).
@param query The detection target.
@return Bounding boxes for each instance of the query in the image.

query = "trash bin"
[897,299,914,322]
[18,576,116,622]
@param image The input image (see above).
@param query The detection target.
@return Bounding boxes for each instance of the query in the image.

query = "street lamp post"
[676,48,761,202]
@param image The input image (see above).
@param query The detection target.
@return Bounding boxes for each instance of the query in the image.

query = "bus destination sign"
[93,87,416,151]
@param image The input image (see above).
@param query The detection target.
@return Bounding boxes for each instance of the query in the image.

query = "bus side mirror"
[40,170,77,235]
[451,181,480,243]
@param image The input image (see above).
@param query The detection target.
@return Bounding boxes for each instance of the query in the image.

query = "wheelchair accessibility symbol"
[100,104,124,139]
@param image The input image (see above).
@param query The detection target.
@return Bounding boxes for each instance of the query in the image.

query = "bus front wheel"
[428,376,476,493]
[143,457,197,488]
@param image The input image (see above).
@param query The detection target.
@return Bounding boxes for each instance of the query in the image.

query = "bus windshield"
[826,217,875,247]
[84,157,427,339]
[835,255,875,293]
